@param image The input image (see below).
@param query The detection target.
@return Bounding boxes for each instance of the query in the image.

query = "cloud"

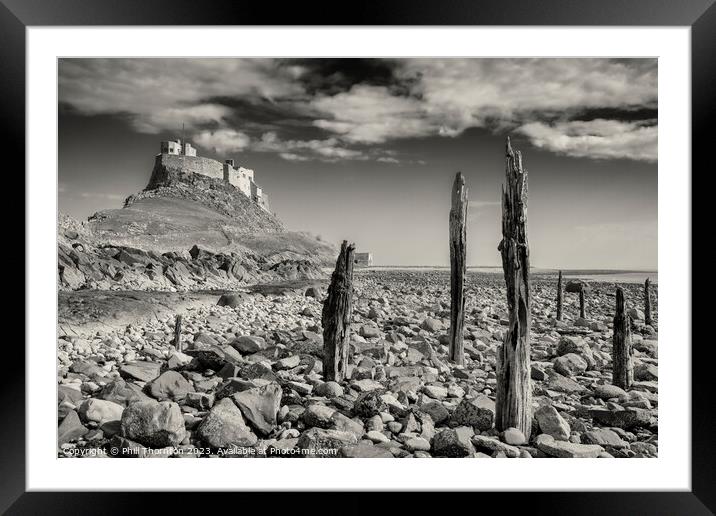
[59,58,658,162]
[59,58,305,133]
[194,128,252,154]
[517,119,657,161]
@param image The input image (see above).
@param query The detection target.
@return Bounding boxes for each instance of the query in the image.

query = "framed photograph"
[7,0,710,512]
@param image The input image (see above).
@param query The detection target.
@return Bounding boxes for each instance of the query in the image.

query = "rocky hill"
[58,157,336,291]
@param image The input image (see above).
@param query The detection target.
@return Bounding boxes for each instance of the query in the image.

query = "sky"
[58,58,657,269]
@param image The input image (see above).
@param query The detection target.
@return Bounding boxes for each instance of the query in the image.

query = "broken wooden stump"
[556,270,563,321]
[322,240,356,382]
[174,314,183,352]
[644,277,653,326]
[579,288,586,319]
[612,287,634,389]
[449,172,468,365]
[495,137,532,440]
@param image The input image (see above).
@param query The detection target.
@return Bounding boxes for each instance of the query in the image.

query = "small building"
[160,139,196,157]
[354,252,373,267]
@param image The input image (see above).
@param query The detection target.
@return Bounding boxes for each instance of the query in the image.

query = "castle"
[159,139,270,212]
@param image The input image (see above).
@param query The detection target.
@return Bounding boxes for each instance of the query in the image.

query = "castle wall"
[159,153,224,180]
[224,165,253,198]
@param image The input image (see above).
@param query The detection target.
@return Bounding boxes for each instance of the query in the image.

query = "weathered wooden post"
[449,172,468,365]
[556,270,563,321]
[644,277,653,326]
[612,287,634,389]
[496,137,532,439]
[322,240,356,382]
[174,315,183,352]
[579,288,586,319]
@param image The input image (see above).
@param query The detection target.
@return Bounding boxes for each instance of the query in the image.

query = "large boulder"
[535,404,571,440]
[98,379,151,406]
[451,395,495,431]
[78,398,124,425]
[147,370,195,402]
[230,335,267,354]
[58,410,88,445]
[120,400,186,447]
[197,398,258,448]
[553,353,588,377]
[535,434,603,458]
[297,428,358,457]
[565,280,590,293]
[119,361,162,383]
[232,382,282,435]
[431,427,475,457]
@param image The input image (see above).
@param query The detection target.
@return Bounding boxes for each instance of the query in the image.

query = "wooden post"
[174,314,183,352]
[644,277,653,326]
[579,288,586,319]
[322,240,356,382]
[612,287,634,389]
[496,137,532,440]
[556,270,563,321]
[449,172,468,365]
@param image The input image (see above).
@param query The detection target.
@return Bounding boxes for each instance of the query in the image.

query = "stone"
[422,385,448,399]
[535,405,571,440]
[58,410,88,445]
[185,392,215,410]
[366,430,390,443]
[535,434,603,458]
[197,398,257,448]
[330,411,365,439]
[451,395,495,431]
[503,427,527,446]
[582,428,628,449]
[404,437,431,452]
[217,293,246,308]
[359,325,381,339]
[589,408,651,429]
[634,363,658,381]
[351,379,384,392]
[305,286,322,298]
[302,404,336,429]
[120,400,186,448]
[147,370,195,401]
[314,381,344,398]
[98,379,150,406]
[275,355,300,370]
[420,401,450,425]
[78,398,124,425]
[431,427,475,457]
[556,336,588,356]
[167,351,193,369]
[547,372,589,394]
[287,381,312,395]
[232,382,282,435]
[230,335,267,354]
[354,390,387,418]
[593,384,629,400]
[420,318,444,332]
[553,353,588,377]
[297,428,358,457]
[471,435,520,458]
[192,332,220,350]
[119,361,162,383]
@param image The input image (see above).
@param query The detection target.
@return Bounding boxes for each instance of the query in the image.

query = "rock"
[58,410,88,445]
[634,363,658,381]
[503,427,527,446]
[275,355,300,370]
[547,372,589,394]
[553,353,588,377]
[302,404,336,429]
[420,401,450,425]
[451,395,495,431]
[471,435,520,458]
[119,361,162,383]
[366,430,390,443]
[589,408,651,429]
[354,390,387,418]
[593,384,628,401]
[197,398,257,448]
[120,400,186,447]
[314,381,344,398]
[582,428,628,449]
[431,427,475,457]
[305,286,322,298]
[217,292,245,308]
[78,398,124,425]
[232,382,282,435]
[628,307,645,321]
[422,385,448,399]
[535,405,571,440]
[147,370,195,401]
[192,332,220,350]
[404,437,431,452]
[359,325,381,338]
[351,379,384,392]
[297,428,358,457]
[98,379,150,406]
[420,318,444,332]
[565,280,590,293]
[535,434,603,458]
[287,381,312,395]
[230,335,267,354]
[185,392,215,410]
[167,351,193,369]
[329,411,365,439]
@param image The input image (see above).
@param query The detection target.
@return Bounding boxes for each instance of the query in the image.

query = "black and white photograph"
[56,57,659,460]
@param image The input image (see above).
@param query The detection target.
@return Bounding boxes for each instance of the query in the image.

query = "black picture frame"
[4,0,710,513]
